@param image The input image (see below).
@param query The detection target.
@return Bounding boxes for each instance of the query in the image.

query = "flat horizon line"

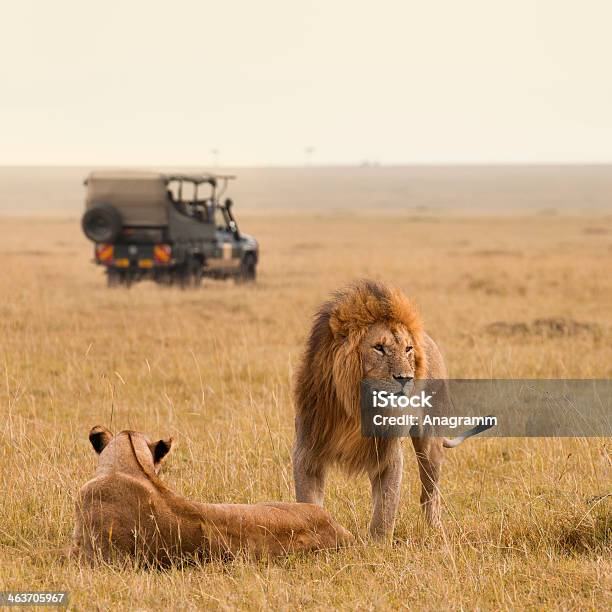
[2,162,612,169]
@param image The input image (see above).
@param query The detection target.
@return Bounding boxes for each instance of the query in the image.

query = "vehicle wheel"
[192,257,204,287]
[239,254,257,283]
[106,268,122,288]
[82,204,123,242]
[155,270,172,286]
[165,269,176,286]
[176,266,190,289]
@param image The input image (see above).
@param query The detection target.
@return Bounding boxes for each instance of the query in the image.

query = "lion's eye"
[406,346,413,353]
[373,344,385,354]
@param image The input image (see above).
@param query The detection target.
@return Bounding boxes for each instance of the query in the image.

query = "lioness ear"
[89,425,113,454]
[152,438,173,463]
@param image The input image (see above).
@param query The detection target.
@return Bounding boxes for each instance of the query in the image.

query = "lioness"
[72,426,353,565]
[293,280,486,539]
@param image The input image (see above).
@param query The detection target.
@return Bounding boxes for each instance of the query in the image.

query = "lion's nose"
[393,375,414,386]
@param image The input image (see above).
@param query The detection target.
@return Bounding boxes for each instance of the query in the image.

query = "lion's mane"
[294,280,426,475]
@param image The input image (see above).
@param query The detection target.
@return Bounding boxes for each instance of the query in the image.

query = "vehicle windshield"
[214,206,230,230]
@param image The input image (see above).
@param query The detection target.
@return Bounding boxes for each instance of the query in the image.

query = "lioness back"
[74,473,189,564]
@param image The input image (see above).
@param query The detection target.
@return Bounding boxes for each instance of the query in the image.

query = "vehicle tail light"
[154,244,172,264]
[95,243,114,263]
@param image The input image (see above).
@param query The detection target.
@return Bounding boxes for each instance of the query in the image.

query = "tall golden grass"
[0,213,610,610]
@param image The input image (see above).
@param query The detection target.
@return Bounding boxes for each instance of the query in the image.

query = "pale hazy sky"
[1,0,611,165]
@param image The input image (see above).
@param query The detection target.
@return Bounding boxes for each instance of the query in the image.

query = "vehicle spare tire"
[82,204,123,242]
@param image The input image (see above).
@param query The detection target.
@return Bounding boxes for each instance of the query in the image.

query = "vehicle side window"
[167,180,218,224]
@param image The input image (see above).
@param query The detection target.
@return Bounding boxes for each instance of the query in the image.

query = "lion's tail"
[442,418,494,448]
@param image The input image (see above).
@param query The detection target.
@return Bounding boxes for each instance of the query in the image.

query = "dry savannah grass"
[1,179,611,609]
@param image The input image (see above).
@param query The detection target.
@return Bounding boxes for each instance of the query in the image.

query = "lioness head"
[88,426,173,475]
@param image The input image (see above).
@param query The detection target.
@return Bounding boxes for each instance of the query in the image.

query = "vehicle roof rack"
[164,173,237,187]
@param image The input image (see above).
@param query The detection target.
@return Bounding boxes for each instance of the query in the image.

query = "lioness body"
[293,281,448,538]
[73,427,353,565]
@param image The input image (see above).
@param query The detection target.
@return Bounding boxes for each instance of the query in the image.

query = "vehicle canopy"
[84,171,221,227]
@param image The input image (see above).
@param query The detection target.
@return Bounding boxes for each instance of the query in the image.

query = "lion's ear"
[329,312,348,341]
[89,425,113,454]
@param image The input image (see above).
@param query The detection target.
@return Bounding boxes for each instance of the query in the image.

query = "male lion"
[72,426,353,565]
[293,280,484,539]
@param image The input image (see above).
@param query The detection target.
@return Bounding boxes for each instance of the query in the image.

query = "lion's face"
[358,322,416,390]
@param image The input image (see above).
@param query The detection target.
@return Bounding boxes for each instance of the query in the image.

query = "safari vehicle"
[81,171,258,287]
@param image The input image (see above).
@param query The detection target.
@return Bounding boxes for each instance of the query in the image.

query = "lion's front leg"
[368,443,403,540]
[411,436,443,526]
[293,443,327,506]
